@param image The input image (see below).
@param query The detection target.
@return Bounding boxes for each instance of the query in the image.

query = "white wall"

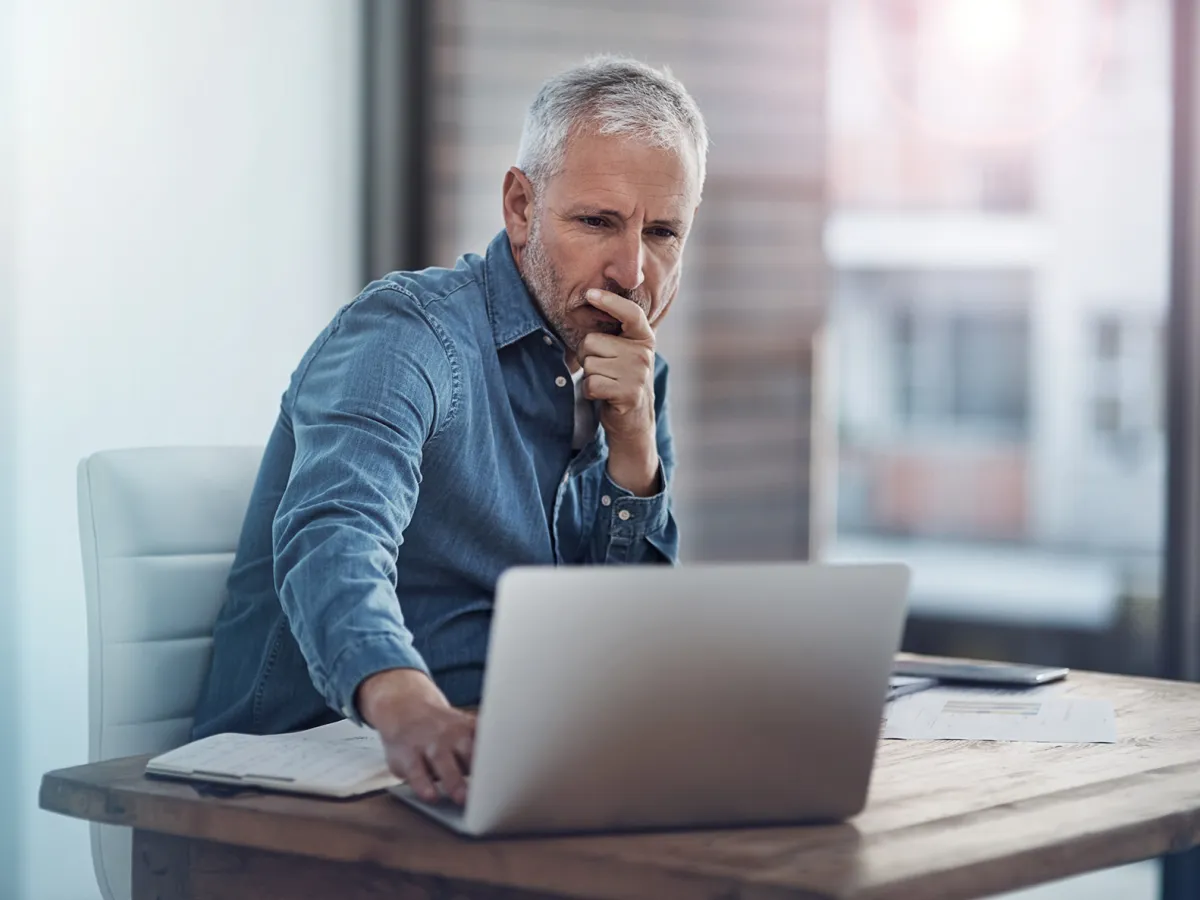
[9,2,361,897]
[1,0,22,897]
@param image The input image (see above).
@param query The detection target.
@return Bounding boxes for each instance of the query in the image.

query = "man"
[192,55,708,807]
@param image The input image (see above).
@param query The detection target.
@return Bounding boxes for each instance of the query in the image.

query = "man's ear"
[502,167,536,260]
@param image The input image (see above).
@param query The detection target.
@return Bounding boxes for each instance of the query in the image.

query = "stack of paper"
[884,686,1117,743]
[146,719,401,798]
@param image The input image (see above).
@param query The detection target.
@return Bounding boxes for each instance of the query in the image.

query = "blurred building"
[827,0,1170,668]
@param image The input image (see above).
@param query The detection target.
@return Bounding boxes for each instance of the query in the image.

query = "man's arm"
[271,287,473,803]
[578,290,679,565]
[273,288,447,713]
[585,356,678,564]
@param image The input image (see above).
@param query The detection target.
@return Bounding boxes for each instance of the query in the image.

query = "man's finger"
[394,747,439,803]
[428,746,469,806]
[581,355,625,381]
[453,732,474,774]
[576,331,625,363]
[585,289,653,341]
[582,373,621,402]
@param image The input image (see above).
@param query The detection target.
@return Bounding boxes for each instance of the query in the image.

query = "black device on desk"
[893,658,1069,687]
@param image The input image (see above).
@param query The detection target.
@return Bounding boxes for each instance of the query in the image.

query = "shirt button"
[555,375,568,388]
[618,510,632,521]
[600,495,612,507]
[543,334,554,346]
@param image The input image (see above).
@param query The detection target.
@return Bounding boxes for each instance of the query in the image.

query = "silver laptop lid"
[460,562,910,836]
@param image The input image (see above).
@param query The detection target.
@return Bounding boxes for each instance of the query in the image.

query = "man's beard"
[520,215,651,353]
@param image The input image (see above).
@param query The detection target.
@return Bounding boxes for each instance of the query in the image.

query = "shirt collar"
[484,229,550,349]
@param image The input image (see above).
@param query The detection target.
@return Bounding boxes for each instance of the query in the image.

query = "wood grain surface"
[42,667,1200,900]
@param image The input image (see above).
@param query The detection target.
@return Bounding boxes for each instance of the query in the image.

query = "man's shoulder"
[294,256,483,385]
[364,253,485,316]
[333,253,490,358]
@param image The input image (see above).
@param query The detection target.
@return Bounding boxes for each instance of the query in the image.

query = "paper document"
[883,688,1117,743]
[146,719,400,798]
[887,675,938,701]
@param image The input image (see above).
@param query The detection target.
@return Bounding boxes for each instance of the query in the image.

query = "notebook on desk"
[145,719,400,799]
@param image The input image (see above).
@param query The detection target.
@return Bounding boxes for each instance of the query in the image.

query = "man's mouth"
[585,309,623,333]
[574,304,620,326]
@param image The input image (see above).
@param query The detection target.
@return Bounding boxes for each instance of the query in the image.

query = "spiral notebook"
[145,719,401,799]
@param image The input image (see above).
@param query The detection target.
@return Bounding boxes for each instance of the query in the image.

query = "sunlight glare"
[940,0,1026,66]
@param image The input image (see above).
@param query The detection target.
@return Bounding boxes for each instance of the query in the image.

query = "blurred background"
[829,0,1169,684]
[0,1,1192,898]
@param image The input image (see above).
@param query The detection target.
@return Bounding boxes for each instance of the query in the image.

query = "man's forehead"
[550,130,699,209]
[559,184,691,219]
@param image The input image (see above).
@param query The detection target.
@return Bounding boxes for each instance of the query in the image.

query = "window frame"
[1161,0,1200,894]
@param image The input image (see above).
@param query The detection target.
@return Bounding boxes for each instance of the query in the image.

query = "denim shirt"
[191,230,678,738]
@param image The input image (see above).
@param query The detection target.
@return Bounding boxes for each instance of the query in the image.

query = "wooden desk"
[40,668,1200,900]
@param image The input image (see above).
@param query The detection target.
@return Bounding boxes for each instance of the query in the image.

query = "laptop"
[389,561,911,836]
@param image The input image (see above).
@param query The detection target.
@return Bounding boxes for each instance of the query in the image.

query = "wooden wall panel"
[430,0,830,561]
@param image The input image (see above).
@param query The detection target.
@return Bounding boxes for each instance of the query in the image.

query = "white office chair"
[77,446,263,900]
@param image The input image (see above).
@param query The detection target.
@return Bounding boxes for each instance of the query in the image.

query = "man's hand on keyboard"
[356,668,476,805]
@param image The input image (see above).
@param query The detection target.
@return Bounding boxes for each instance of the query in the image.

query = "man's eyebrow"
[571,206,628,220]
[572,207,685,231]
[647,217,686,232]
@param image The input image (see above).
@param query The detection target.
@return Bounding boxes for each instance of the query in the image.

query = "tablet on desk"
[893,659,1069,687]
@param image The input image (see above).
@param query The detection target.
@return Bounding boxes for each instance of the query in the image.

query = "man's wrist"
[605,438,660,497]
[356,667,446,733]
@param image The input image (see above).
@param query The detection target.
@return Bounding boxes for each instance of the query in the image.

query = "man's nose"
[604,229,645,292]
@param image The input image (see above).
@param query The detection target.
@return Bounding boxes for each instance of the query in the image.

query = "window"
[834,269,1032,441]
[894,306,1030,435]
[831,0,1172,713]
[1089,313,1164,463]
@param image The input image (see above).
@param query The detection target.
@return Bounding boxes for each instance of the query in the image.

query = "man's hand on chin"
[356,668,476,806]
[577,289,662,497]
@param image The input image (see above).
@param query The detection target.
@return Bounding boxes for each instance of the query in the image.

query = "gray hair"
[515,55,709,197]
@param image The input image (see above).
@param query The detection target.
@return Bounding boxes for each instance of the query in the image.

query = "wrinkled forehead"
[548,127,701,212]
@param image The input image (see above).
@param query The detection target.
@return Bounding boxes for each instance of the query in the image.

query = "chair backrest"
[77,446,262,900]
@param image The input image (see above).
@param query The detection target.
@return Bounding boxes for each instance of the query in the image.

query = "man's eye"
[647,227,679,240]
[579,216,607,228]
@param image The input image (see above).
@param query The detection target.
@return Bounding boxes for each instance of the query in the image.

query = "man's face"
[509,131,698,353]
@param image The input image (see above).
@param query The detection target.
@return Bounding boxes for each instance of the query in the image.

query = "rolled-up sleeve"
[271,287,457,723]
[590,356,679,565]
